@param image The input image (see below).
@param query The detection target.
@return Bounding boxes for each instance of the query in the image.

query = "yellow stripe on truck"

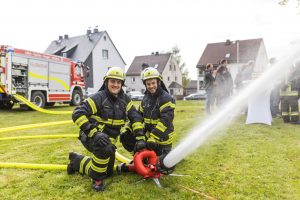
[28,72,70,90]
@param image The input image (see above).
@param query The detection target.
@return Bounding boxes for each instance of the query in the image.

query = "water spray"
[163,45,300,168]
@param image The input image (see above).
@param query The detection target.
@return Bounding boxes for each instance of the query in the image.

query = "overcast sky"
[1,0,299,79]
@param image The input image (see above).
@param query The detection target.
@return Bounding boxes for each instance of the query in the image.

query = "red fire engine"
[0,45,87,109]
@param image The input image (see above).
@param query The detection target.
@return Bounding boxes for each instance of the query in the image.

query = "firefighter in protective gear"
[67,67,143,192]
[118,66,176,174]
[280,64,300,123]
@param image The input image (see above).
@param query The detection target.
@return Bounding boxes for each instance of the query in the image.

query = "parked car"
[183,91,206,100]
[131,94,144,101]
[128,91,144,101]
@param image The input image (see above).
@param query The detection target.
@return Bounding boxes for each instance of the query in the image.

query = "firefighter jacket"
[72,88,143,140]
[139,86,176,145]
[280,78,299,98]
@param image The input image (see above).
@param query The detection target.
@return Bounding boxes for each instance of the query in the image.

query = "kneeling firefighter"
[118,66,176,174]
[67,67,143,192]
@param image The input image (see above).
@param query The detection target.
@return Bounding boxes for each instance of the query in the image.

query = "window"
[132,89,135,91]
[169,64,172,71]
[168,77,170,81]
[174,65,176,71]
[175,76,177,81]
[104,36,107,41]
[132,77,135,82]
[102,49,109,59]
[75,65,82,76]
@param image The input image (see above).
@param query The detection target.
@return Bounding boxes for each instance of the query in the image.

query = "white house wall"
[162,56,182,88]
[125,75,145,93]
[91,32,125,93]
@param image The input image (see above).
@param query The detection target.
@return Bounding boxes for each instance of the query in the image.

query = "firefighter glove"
[134,140,147,153]
[93,132,110,147]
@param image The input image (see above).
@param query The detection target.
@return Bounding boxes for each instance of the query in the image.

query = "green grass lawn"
[0,101,299,199]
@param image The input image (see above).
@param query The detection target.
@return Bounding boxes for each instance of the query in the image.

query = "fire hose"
[13,94,72,114]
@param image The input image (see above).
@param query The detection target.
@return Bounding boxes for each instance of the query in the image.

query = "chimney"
[225,39,231,45]
[86,27,92,35]
[93,26,99,33]
[64,34,68,39]
[142,63,149,69]
[155,51,159,55]
[151,52,155,55]
[58,36,63,40]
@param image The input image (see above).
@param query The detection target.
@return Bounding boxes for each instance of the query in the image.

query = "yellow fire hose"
[0,162,67,170]
[13,94,72,114]
[0,134,78,141]
[0,120,73,134]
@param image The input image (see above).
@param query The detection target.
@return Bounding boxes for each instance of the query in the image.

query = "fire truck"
[0,45,87,109]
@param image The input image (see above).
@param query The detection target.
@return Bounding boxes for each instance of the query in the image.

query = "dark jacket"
[72,88,143,139]
[204,69,215,91]
[139,86,175,145]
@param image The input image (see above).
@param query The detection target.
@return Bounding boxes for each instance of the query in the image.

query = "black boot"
[67,152,82,175]
[92,179,105,192]
[116,163,129,174]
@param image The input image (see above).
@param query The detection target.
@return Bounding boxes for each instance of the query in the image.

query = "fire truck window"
[75,65,81,76]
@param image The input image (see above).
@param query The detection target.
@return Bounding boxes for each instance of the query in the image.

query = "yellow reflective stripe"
[157,138,173,145]
[109,137,117,145]
[159,101,175,112]
[290,112,299,116]
[169,132,175,137]
[281,112,289,116]
[139,105,144,113]
[147,137,156,143]
[85,160,92,175]
[88,128,97,138]
[156,122,167,132]
[126,101,133,112]
[79,156,89,174]
[132,122,143,131]
[92,155,109,165]
[91,163,107,173]
[144,118,159,124]
[97,124,105,132]
[121,123,132,133]
[28,72,70,90]
[280,91,298,96]
[87,98,97,114]
[75,116,89,127]
[136,135,145,141]
[150,133,160,140]
[91,116,125,125]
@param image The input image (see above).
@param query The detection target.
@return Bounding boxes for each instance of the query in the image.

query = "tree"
[171,45,190,96]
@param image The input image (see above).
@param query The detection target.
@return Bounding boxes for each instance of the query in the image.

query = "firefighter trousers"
[70,131,116,180]
[280,96,299,123]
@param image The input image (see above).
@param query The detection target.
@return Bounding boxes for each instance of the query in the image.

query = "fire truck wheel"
[31,91,46,108]
[70,90,82,106]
